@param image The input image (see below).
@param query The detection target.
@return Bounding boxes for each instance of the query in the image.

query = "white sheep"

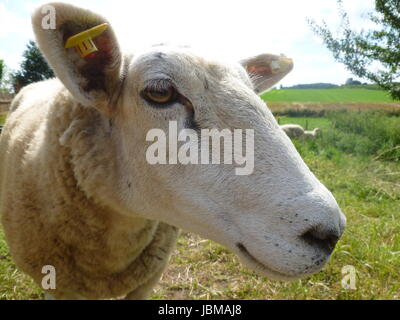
[280,124,305,138]
[303,128,320,139]
[280,124,320,139]
[0,2,345,300]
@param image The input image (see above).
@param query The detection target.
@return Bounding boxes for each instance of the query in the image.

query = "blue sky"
[0,0,376,86]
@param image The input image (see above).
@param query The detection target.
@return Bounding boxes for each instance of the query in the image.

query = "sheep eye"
[143,86,177,105]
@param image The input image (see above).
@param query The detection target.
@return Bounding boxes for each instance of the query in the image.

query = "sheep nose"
[300,226,340,255]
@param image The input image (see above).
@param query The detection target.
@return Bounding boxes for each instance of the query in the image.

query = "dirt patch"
[267,101,400,113]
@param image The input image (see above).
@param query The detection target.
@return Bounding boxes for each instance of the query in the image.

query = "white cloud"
[0,49,22,70]
[0,3,32,39]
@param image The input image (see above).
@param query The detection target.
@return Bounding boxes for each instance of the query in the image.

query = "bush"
[292,111,400,162]
[325,111,400,160]
[273,109,326,117]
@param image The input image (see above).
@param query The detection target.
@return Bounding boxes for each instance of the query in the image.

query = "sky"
[0,0,376,87]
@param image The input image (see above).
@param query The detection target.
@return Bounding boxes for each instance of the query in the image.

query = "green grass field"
[0,106,399,299]
[262,88,394,103]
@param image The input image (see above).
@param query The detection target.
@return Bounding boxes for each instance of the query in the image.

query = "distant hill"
[282,83,339,89]
[340,84,382,90]
[281,83,383,91]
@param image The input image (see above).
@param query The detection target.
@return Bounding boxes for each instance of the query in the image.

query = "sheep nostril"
[300,228,339,255]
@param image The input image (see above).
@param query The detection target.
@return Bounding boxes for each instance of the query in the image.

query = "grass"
[0,113,7,125]
[0,109,399,300]
[279,112,400,161]
[0,232,43,300]
[262,88,395,103]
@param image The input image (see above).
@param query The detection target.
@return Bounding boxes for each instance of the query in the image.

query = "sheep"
[280,124,305,138]
[0,2,345,300]
[303,128,320,139]
[280,124,320,139]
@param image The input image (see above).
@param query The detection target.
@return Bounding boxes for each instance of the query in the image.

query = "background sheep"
[303,128,320,139]
[280,124,305,138]
[280,124,320,139]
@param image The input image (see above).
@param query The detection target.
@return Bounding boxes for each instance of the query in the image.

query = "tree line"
[0,40,53,95]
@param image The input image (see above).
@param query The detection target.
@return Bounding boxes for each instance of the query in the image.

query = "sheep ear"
[32,3,123,114]
[241,53,293,94]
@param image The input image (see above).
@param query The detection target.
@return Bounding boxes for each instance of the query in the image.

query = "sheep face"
[121,49,345,279]
[33,3,345,280]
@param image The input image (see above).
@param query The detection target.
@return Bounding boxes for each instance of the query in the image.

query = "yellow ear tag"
[65,23,109,58]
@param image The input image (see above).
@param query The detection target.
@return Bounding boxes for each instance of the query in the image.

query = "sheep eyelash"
[143,78,175,91]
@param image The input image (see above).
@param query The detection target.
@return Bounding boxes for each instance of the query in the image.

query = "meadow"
[0,89,399,300]
[263,86,400,117]
[261,87,394,103]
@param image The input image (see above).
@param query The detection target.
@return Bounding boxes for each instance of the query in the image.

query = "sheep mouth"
[236,243,301,280]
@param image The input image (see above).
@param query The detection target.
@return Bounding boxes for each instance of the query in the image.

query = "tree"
[308,0,400,100]
[345,78,361,85]
[12,40,54,92]
[0,59,4,87]
[0,59,12,94]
